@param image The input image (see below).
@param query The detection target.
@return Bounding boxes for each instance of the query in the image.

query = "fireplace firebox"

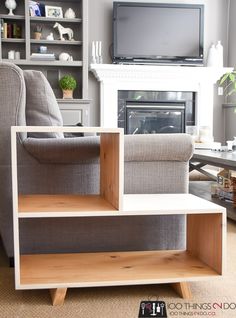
[118,90,195,135]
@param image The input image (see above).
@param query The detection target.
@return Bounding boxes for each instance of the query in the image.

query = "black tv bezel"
[112,2,204,65]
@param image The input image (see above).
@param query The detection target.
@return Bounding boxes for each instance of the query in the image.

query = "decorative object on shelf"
[64,8,76,19]
[34,25,42,40]
[206,40,223,67]
[8,50,15,60]
[31,53,55,61]
[46,32,54,41]
[59,75,77,99]
[39,46,47,54]
[206,44,218,67]
[91,40,102,64]
[14,51,20,59]
[29,0,41,17]
[5,0,17,16]
[45,5,63,18]
[53,22,74,41]
[59,52,73,62]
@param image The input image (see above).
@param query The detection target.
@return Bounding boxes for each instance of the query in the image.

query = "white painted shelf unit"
[11,126,226,304]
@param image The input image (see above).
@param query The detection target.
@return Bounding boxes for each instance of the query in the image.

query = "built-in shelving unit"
[11,126,226,305]
[0,0,89,125]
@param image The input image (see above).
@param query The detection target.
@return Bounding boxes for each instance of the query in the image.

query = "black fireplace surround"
[118,90,196,134]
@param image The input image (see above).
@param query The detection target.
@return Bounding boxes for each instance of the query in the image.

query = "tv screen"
[113,2,204,65]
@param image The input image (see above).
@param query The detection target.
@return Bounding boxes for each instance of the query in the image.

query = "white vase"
[206,44,218,67]
[5,0,17,16]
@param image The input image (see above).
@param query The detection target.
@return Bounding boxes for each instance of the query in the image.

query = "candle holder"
[91,40,103,64]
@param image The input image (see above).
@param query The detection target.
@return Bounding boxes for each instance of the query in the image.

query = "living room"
[0,0,236,317]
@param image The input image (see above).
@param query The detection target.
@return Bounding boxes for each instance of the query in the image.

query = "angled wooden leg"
[50,288,67,306]
[171,282,192,299]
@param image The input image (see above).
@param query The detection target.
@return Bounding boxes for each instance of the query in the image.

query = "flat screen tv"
[112,2,204,65]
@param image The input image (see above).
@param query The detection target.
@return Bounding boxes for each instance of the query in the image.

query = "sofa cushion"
[24,70,64,138]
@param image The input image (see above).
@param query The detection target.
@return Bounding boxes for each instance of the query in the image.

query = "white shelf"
[18,193,225,218]
[0,14,25,20]
[1,38,25,43]
[2,59,83,66]
[30,39,82,45]
[30,17,82,23]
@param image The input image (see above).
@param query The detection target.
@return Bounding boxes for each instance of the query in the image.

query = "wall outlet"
[218,86,223,95]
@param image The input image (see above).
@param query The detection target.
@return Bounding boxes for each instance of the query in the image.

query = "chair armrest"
[23,136,100,164]
[23,134,193,164]
[124,134,194,162]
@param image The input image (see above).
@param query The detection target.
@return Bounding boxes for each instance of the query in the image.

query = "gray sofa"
[0,62,193,259]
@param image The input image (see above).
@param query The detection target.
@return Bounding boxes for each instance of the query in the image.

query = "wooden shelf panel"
[30,17,82,23]
[18,194,118,216]
[2,59,83,66]
[30,39,82,45]
[19,250,220,289]
[57,98,91,105]
[18,193,226,218]
[1,38,25,43]
[0,14,25,20]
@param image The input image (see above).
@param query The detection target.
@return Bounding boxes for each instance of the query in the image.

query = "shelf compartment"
[18,194,118,216]
[30,17,82,23]
[30,39,82,45]
[19,250,220,289]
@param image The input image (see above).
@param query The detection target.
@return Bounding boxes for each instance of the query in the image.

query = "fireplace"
[90,64,231,135]
[118,90,195,134]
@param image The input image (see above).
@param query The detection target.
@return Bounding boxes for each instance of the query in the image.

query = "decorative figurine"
[5,0,17,16]
[59,52,73,61]
[64,8,76,19]
[46,32,54,41]
[53,22,74,41]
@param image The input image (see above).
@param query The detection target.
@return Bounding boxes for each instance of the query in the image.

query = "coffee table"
[190,149,236,180]
[190,149,236,221]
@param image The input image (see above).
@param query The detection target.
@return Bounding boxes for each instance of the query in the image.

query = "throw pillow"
[24,70,64,138]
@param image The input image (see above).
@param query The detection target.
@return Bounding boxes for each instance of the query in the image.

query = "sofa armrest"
[23,136,100,164]
[124,134,193,162]
[23,134,193,164]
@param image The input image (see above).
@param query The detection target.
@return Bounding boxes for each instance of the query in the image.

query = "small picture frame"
[45,6,63,18]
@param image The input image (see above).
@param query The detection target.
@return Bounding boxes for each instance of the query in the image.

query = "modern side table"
[11,127,226,305]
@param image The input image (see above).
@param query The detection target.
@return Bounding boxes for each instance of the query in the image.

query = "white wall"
[88,0,229,142]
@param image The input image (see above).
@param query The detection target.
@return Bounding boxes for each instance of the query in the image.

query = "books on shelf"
[0,20,22,39]
[30,53,56,61]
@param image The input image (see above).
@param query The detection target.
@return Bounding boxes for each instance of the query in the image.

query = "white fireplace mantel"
[90,64,232,134]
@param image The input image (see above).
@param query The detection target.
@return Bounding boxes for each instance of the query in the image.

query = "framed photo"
[45,6,63,18]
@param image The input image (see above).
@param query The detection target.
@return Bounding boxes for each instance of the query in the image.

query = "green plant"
[59,75,77,91]
[219,70,236,96]
[34,25,42,33]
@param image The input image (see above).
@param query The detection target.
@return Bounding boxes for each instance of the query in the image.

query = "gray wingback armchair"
[0,62,193,259]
